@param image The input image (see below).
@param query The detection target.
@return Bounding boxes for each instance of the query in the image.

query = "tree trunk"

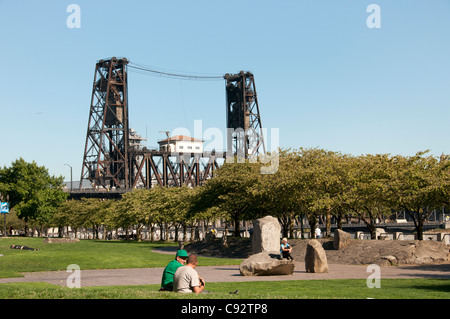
[93,224,99,239]
[233,212,241,237]
[278,215,289,238]
[289,217,294,238]
[191,224,195,242]
[416,220,424,240]
[195,225,200,241]
[58,224,63,238]
[308,216,317,238]
[182,224,187,242]
[326,207,331,236]
[174,224,179,242]
[337,212,343,229]
[299,215,305,239]
[407,208,425,240]
[368,224,377,240]
[24,221,30,237]
[137,225,143,242]
[159,223,164,241]
[222,223,229,247]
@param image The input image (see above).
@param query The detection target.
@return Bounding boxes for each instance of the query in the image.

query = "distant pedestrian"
[315,226,322,238]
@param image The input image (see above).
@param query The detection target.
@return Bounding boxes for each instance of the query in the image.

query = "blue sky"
[1,0,449,182]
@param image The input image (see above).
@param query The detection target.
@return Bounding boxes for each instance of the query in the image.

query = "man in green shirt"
[160,249,188,291]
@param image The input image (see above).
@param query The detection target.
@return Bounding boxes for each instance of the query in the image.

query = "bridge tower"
[80,57,130,189]
[224,71,265,160]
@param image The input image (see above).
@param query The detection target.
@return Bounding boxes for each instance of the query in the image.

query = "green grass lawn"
[0,237,241,278]
[0,279,449,299]
[1,237,449,299]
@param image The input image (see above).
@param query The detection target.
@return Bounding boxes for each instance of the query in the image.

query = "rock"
[411,241,449,264]
[394,232,404,240]
[376,228,386,240]
[240,251,295,276]
[43,238,80,243]
[305,239,328,273]
[381,255,398,265]
[251,216,281,254]
[333,229,351,250]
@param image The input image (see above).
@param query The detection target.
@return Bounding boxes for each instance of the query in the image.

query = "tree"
[32,187,69,236]
[298,149,351,237]
[254,149,303,238]
[149,187,193,241]
[192,159,262,237]
[390,151,449,240]
[54,199,86,238]
[344,154,394,239]
[0,158,67,235]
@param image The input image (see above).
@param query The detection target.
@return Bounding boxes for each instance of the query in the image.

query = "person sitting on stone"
[280,237,294,260]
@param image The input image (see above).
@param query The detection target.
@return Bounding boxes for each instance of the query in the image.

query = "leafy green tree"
[80,198,112,239]
[254,149,303,237]
[390,151,450,240]
[53,199,87,237]
[109,190,150,240]
[192,159,262,237]
[0,158,67,235]
[344,154,394,239]
[292,148,331,238]
[149,186,192,241]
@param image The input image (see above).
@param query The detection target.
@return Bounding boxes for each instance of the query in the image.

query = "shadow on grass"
[410,280,450,294]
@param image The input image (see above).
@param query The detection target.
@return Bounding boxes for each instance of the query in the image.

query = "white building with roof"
[157,135,204,153]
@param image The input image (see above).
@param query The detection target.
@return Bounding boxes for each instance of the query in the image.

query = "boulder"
[240,251,295,276]
[251,216,281,254]
[376,228,387,240]
[333,229,351,250]
[381,255,398,266]
[305,239,328,273]
[412,240,449,264]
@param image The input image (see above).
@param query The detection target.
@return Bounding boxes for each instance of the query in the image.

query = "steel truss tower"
[80,57,130,189]
[79,57,225,191]
[224,71,265,159]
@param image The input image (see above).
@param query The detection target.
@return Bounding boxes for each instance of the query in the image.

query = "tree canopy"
[0,158,67,234]
[3,150,449,241]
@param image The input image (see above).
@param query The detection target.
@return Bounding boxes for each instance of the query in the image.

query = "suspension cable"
[128,62,224,81]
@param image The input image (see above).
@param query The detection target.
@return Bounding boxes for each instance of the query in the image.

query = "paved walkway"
[0,248,449,287]
[1,263,450,287]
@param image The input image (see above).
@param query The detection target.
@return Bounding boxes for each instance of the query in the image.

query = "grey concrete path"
[1,261,449,287]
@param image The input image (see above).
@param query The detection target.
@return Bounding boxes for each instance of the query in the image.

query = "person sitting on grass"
[159,249,188,291]
[173,254,206,294]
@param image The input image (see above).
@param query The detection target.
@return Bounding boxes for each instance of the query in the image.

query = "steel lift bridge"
[77,57,265,197]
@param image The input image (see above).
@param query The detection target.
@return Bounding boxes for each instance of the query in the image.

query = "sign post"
[1,201,9,237]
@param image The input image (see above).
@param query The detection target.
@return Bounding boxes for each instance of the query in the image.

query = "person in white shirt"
[173,254,205,293]
[315,226,322,238]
